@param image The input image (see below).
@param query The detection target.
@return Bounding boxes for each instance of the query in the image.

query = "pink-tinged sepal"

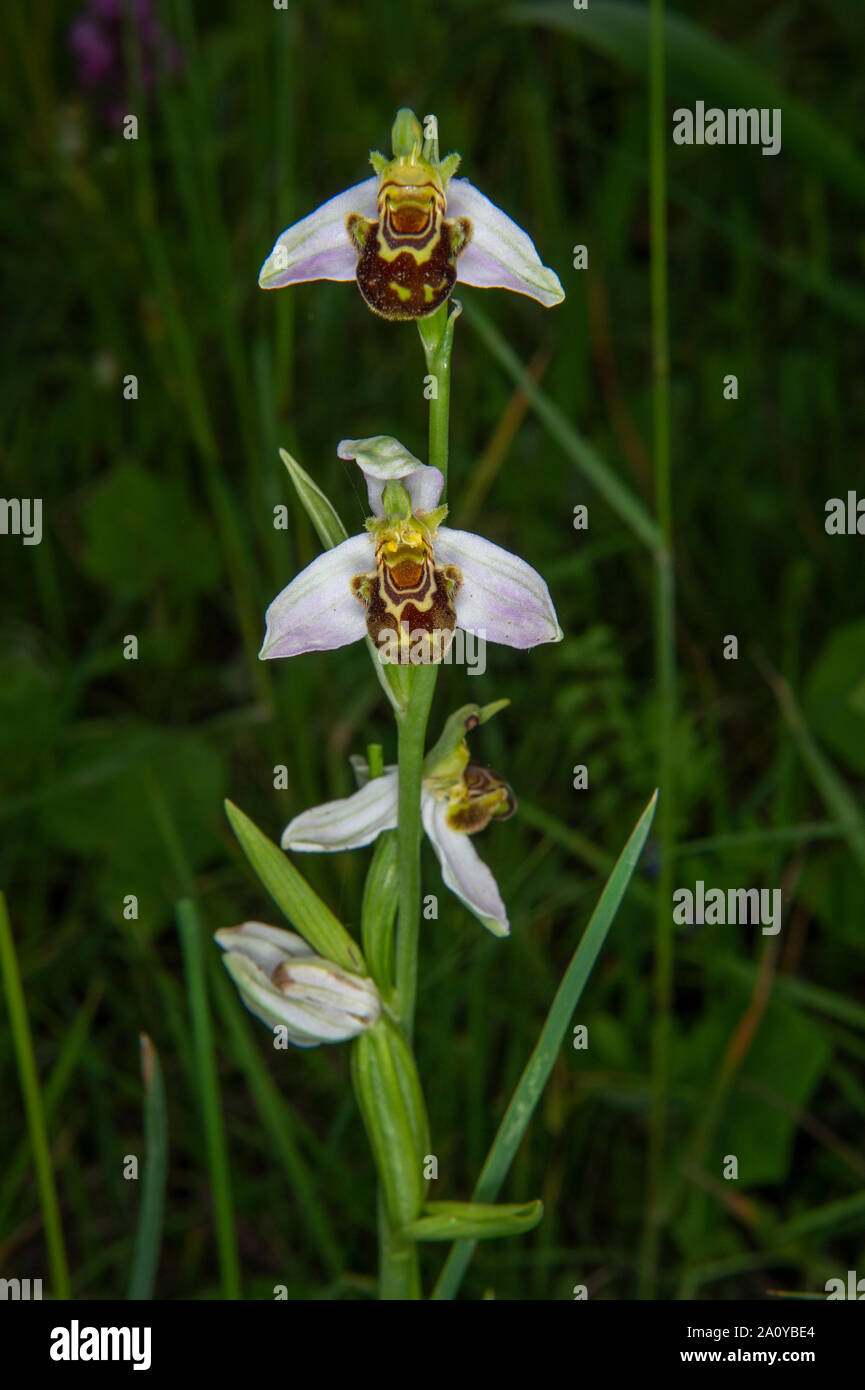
[259,533,370,659]
[259,178,377,288]
[433,527,562,649]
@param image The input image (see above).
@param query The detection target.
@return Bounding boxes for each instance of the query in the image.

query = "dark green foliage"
[1,0,863,1300]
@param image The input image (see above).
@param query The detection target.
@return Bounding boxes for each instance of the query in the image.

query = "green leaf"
[682,998,830,1187]
[361,831,399,1001]
[82,462,219,597]
[40,724,226,930]
[803,619,865,774]
[764,670,865,884]
[351,1018,429,1228]
[432,789,658,1300]
[509,2,865,208]
[0,893,71,1300]
[127,1034,168,1300]
[463,302,660,551]
[224,799,365,974]
[280,447,348,550]
[404,1199,543,1242]
[774,1191,865,1244]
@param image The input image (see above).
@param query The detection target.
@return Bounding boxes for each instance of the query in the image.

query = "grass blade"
[127,1033,168,1300]
[510,1,865,207]
[177,898,242,1300]
[209,955,345,1278]
[0,980,101,1232]
[224,798,365,974]
[0,891,71,1298]
[462,301,660,550]
[759,659,865,881]
[431,790,658,1299]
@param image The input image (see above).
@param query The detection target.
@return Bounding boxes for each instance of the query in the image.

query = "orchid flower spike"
[259,108,564,319]
[281,701,518,937]
[215,921,381,1047]
[260,436,562,665]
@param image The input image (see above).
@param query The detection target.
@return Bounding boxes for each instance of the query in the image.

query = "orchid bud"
[215,922,380,1048]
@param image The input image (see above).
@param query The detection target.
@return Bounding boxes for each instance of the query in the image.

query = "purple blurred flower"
[68,0,182,127]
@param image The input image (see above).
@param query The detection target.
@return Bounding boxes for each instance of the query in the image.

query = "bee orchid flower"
[260,436,561,665]
[215,921,381,1047]
[259,108,564,319]
[281,702,518,937]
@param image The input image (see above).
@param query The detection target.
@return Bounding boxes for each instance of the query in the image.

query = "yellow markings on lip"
[350,521,462,663]
[347,166,471,320]
[444,764,518,835]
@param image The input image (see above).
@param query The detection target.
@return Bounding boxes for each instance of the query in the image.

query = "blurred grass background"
[1,0,865,1300]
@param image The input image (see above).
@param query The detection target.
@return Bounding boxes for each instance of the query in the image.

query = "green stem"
[372,301,458,1299]
[641,0,676,1300]
[417,300,459,500]
[0,892,71,1299]
[392,303,458,1039]
[377,1190,422,1300]
[395,666,438,1037]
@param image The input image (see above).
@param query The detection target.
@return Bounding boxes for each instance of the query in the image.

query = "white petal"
[337,436,443,517]
[421,792,509,937]
[434,526,562,649]
[281,770,399,851]
[214,921,312,975]
[284,962,381,1029]
[258,177,377,288]
[446,179,564,307]
[220,953,323,1046]
[260,533,372,659]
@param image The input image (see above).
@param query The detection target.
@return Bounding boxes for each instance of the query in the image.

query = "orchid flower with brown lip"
[280,702,517,937]
[215,922,382,1048]
[259,436,561,666]
[259,108,564,320]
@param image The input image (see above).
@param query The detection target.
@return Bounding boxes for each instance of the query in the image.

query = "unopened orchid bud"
[215,922,380,1048]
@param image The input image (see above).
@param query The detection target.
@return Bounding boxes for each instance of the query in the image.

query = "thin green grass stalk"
[641,0,676,1301]
[518,798,655,908]
[462,301,660,550]
[758,656,865,881]
[177,898,242,1300]
[0,891,71,1299]
[124,83,267,706]
[127,1034,168,1300]
[674,822,840,856]
[432,792,658,1300]
[700,951,865,1035]
[209,956,345,1278]
[0,980,101,1231]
